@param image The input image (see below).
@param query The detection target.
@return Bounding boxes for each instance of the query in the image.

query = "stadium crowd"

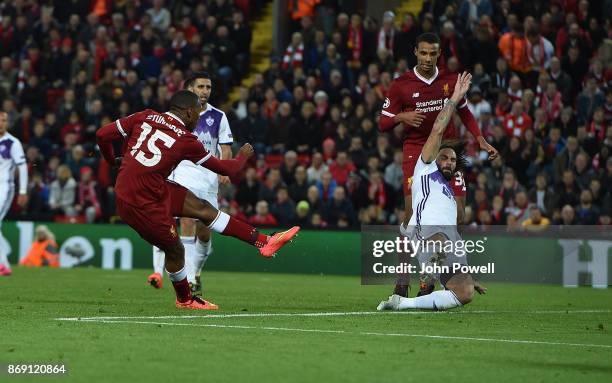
[2,0,611,229]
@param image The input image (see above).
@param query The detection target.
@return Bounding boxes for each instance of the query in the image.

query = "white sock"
[194,238,212,277]
[152,246,165,275]
[208,211,230,233]
[165,266,187,282]
[181,236,197,284]
[398,290,462,310]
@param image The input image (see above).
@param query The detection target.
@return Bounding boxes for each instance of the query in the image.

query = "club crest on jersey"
[443,83,449,96]
[412,92,420,98]
[383,97,390,109]
[206,116,215,126]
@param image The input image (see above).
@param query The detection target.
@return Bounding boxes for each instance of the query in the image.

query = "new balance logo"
[412,92,420,98]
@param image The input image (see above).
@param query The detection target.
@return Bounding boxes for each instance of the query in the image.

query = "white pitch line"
[60,318,612,350]
[54,309,612,322]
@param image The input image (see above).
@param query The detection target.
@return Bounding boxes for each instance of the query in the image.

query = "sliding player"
[96,90,299,310]
[377,72,486,311]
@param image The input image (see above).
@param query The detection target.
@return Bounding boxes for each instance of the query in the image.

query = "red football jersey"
[108,109,211,205]
[380,68,471,151]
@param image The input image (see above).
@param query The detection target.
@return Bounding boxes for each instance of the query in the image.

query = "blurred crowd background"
[2,0,611,229]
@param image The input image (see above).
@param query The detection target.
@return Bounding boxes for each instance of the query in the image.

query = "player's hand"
[477,137,499,160]
[451,72,472,102]
[17,194,28,208]
[238,143,254,159]
[395,111,426,128]
[218,175,231,184]
[113,156,123,168]
[474,280,487,295]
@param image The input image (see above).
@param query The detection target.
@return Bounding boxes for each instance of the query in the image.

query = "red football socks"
[223,216,268,248]
[172,278,192,303]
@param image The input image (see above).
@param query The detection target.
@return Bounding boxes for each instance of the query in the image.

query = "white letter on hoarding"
[560,239,610,288]
[16,221,34,262]
[100,239,133,270]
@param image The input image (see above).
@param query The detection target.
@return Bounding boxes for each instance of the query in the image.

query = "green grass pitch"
[1,267,612,382]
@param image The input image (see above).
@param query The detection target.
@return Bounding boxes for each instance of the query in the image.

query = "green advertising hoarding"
[2,221,611,286]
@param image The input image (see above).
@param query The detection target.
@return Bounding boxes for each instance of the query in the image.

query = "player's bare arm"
[422,72,472,163]
[199,143,253,177]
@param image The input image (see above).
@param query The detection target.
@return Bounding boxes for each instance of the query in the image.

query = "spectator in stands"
[498,14,530,74]
[556,204,577,225]
[289,165,309,203]
[577,77,605,124]
[75,167,101,223]
[541,82,563,123]
[267,102,295,153]
[236,167,260,216]
[282,32,305,73]
[258,168,283,204]
[522,206,550,230]
[556,170,580,209]
[553,135,580,182]
[384,151,403,193]
[328,151,355,186]
[316,171,336,202]
[528,173,556,216]
[307,152,328,184]
[49,165,77,218]
[323,186,356,228]
[249,200,277,226]
[575,189,599,224]
[146,0,171,32]
[574,149,594,184]
[549,57,573,105]
[271,186,296,226]
[503,101,533,138]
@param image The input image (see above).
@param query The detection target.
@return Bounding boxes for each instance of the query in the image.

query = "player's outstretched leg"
[161,240,218,310]
[181,192,300,258]
[378,273,475,311]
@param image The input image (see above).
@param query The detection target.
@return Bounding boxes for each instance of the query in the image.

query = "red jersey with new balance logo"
[114,109,211,205]
[381,67,468,149]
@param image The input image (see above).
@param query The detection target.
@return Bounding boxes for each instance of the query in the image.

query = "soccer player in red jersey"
[96,90,300,310]
[379,33,498,297]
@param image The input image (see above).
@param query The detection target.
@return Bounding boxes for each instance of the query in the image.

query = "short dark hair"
[416,32,440,46]
[440,139,467,172]
[183,72,212,89]
[169,90,199,111]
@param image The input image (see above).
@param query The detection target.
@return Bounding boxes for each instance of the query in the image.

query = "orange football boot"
[176,296,219,310]
[147,272,163,289]
[259,226,300,258]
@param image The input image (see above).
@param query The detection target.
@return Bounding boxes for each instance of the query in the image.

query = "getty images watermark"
[361,225,492,285]
[371,235,491,275]
[361,225,612,287]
